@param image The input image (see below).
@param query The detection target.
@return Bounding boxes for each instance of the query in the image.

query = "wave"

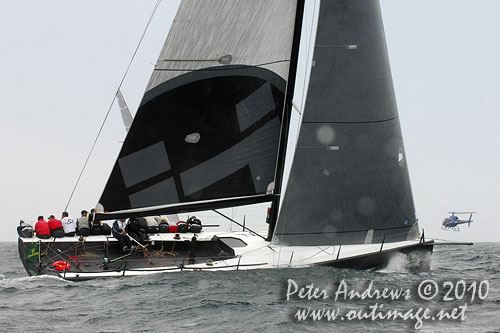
[0,274,71,290]
[378,252,410,274]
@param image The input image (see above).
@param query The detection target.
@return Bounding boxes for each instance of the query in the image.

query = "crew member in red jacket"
[47,215,65,238]
[35,216,51,239]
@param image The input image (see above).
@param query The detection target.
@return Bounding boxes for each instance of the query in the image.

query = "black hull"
[18,235,235,280]
[320,242,434,271]
[18,236,434,280]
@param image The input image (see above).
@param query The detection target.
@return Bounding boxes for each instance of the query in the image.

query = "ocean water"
[1,242,499,332]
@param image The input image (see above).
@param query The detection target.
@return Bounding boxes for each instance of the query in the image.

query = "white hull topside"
[21,231,433,280]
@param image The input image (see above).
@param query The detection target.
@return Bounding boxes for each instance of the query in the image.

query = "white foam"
[0,274,71,285]
[379,252,409,273]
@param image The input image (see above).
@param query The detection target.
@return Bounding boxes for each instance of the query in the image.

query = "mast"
[267,0,306,241]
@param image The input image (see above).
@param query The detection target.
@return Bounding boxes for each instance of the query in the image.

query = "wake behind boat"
[19,0,435,279]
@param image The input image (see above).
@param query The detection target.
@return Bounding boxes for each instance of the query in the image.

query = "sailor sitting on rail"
[126,218,147,245]
[47,215,65,238]
[76,210,91,236]
[112,218,133,253]
[35,216,51,239]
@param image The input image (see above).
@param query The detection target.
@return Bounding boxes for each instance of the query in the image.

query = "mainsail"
[273,0,419,245]
[98,0,300,218]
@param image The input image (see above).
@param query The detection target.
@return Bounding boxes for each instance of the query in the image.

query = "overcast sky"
[1,0,498,243]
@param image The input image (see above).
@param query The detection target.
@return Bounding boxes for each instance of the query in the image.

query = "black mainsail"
[98,0,300,218]
[273,0,419,246]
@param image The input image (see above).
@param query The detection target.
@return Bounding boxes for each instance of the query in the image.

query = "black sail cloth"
[98,0,299,218]
[274,0,419,246]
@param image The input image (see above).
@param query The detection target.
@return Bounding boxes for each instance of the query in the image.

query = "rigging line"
[212,210,267,240]
[235,244,276,259]
[64,0,162,212]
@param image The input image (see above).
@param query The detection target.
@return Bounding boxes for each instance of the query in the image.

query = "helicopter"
[441,212,475,231]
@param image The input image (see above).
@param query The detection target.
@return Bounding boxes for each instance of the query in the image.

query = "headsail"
[273,0,419,246]
[98,0,300,218]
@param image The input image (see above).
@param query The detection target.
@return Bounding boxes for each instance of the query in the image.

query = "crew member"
[126,217,146,244]
[61,212,77,237]
[34,216,51,239]
[89,209,102,235]
[76,210,91,236]
[47,215,64,238]
[112,218,133,252]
